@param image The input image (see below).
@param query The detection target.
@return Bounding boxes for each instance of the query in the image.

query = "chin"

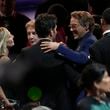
[74,36,79,39]
[11,43,15,47]
[8,43,14,48]
[31,43,36,46]
[107,89,110,93]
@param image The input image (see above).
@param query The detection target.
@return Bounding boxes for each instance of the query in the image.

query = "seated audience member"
[25,20,39,47]
[77,63,110,110]
[0,27,14,109]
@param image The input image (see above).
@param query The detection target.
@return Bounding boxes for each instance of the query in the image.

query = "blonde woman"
[0,27,14,108]
[0,27,14,63]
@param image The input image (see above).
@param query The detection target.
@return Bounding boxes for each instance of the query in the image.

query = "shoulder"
[77,97,93,110]
[81,33,97,48]
[90,36,109,50]
[0,56,10,63]
[21,46,30,52]
[78,97,91,105]
[85,34,97,44]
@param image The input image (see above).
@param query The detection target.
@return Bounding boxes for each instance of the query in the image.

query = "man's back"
[89,8,110,73]
[4,13,77,110]
[4,40,74,110]
[19,41,66,88]
[90,33,110,72]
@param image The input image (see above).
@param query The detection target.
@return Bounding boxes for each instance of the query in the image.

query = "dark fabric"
[90,32,110,73]
[3,40,79,110]
[77,96,110,110]
[57,32,97,73]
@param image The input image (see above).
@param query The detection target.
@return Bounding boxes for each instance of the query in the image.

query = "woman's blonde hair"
[0,27,10,56]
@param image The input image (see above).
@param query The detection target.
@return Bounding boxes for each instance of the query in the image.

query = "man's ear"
[50,29,53,37]
[94,81,100,89]
[101,18,106,25]
[85,22,89,31]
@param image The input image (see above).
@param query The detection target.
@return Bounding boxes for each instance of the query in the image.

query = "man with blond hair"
[25,20,39,47]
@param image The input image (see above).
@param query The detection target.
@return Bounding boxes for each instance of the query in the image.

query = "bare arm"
[0,86,13,108]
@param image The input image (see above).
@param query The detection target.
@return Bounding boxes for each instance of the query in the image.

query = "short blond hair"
[25,20,35,29]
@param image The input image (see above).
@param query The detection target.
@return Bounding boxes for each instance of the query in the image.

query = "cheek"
[34,35,38,39]
[27,35,31,39]
[7,38,14,45]
[53,30,57,36]
[71,27,78,34]
[99,80,110,91]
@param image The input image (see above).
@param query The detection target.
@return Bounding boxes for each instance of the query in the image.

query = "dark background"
[16,0,88,19]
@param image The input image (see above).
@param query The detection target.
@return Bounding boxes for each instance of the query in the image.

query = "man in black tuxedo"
[89,8,110,73]
[4,13,79,110]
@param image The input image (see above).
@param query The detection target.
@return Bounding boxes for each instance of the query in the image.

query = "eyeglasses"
[69,23,81,28]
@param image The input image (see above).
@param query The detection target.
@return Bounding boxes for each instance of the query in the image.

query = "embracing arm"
[40,39,95,64]
[56,44,89,64]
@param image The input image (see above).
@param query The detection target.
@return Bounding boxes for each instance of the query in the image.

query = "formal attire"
[56,32,97,72]
[53,32,97,109]
[89,30,110,73]
[4,39,78,110]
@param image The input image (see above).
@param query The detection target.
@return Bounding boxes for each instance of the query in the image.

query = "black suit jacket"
[89,32,110,72]
[4,40,79,110]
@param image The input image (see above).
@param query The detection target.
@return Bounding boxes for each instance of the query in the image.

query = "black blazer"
[89,32,110,72]
[4,40,79,110]
[6,41,65,88]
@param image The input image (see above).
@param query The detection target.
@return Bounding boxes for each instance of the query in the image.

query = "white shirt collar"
[103,29,110,36]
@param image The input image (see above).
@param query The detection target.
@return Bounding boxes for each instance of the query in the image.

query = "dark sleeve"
[3,50,31,86]
[0,63,7,85]
[64,63,81,88]
[77,100,91,110]
[56,39,95,64]
[89,44,103,64]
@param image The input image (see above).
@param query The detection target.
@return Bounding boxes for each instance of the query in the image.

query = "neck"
[79,30,89,39]
[39,38,52,42]
[39,35,52,41]
[87,90,106,101]
[103,25,110,32]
